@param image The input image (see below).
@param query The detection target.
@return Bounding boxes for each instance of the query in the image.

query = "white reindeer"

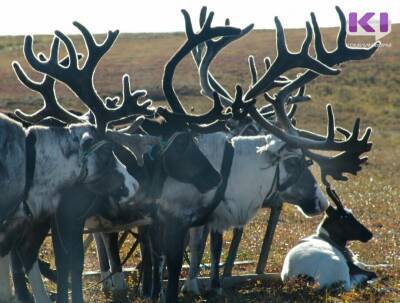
[281,187,377,291]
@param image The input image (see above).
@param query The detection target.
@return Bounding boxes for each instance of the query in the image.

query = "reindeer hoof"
[16,298,35,303]
[182,278,201,295]
[208,286,223,297]
[111,272,127,292]
[100,271,114,293]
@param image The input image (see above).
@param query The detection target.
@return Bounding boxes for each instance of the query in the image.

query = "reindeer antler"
[13,53,85,124]
[162,7,240,124]
[244,7,377,185]
[22,23,153,134]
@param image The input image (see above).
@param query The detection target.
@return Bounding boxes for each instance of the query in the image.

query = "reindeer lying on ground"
[281,187,377,291]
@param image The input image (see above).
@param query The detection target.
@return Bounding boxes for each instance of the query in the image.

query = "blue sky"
[1,0,398,35]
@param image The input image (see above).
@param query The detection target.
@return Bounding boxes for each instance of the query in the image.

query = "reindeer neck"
[27,127,81,201]
[317,226,348,249]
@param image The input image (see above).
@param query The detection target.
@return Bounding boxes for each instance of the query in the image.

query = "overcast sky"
[0,0,398,35]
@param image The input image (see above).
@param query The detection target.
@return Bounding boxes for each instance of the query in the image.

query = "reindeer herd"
[0,6,379,303]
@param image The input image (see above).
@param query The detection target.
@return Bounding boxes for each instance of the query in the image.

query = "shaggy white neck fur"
[197,133,284,231]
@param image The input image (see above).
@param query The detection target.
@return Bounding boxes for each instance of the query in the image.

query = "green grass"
[0,22,399,302]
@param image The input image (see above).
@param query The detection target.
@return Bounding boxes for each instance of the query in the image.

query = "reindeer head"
[320,187,372,245]
[174,7,377,216]
[13,24,163,208]
[256,135,327,216]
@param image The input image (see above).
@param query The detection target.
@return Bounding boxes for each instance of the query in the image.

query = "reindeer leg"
[52,213,85,303]
[0,254,12,303]
[182,225,209,295]
[94,233,113,293]
[52,223,69,303]
[17,220,52,303]
[64,224,85,303]
[223,227,243,277]
[138,226,152,298]
[210,230,223,295]
[27,261,52,303]
[256,205,282,274]
[163,224,185,303]
[102,232,126,292]
[11,249,33,303]
[149,223,164,301]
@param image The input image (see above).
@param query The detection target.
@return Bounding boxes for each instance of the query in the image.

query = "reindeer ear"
[326,205,336,216]
[326,186,344,210]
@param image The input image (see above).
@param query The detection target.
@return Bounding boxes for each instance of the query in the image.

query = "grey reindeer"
[0,24,160,303]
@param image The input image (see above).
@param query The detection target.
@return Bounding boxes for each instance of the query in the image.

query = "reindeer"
[176,6,378,295]
[281,187,377,291]
[0,25,163,303]
[0,82,149,282]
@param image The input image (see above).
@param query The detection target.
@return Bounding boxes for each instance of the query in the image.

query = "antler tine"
[248,55,258,86]
[162,7,241,115]
[312,7,380,66]
[72,21,119,73]
[13,53,84,124]
[192,6,254,107]
[120,74,154,116]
